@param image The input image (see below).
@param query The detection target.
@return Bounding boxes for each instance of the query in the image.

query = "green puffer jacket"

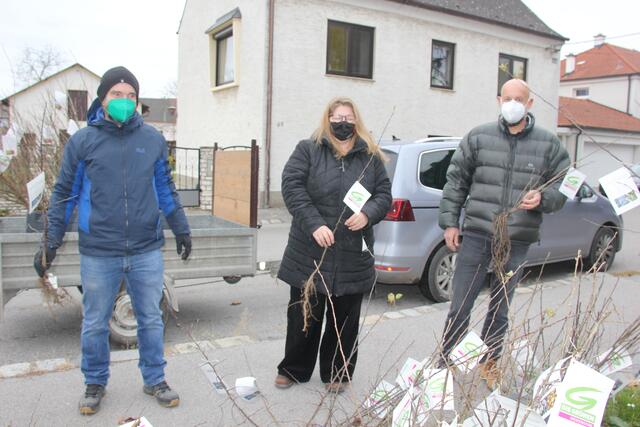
[439,114,571,243]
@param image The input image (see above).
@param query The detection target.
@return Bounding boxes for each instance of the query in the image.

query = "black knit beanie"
[97,66,139,102]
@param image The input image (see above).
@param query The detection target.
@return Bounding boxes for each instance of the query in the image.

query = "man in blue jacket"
[33,66,191,415]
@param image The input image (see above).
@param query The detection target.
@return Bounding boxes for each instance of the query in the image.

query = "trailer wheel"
[223,275,242,284]
[109,290,169,347]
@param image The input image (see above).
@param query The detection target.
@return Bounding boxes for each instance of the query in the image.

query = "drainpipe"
[574,128,582,166]
[627,75,631,114]
[264,0,275,207]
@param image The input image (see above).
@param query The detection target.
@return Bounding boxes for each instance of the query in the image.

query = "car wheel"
[223,275,242,284]
[585,226,617,271]
[419,244,456,302]
[109,290,169,347]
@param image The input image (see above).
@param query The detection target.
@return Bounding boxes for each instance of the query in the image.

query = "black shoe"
[79,384,105,415]
[143,380,180,407]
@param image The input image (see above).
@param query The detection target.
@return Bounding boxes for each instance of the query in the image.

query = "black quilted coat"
[278,138,392,296]
[439,114,570,243]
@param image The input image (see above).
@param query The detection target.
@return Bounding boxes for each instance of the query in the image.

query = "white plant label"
[235,376,260,402]
[470,392,547,427]
[343,180,371,214]
[449,331,487,373]
[27,172,45,214]
[392,387,429,427]
[396,357,425,390]
[0,150,10,173]
[422,367,455,410]
[547,360,615,427]
[597,347,632,377]
[533,357,572,418]
[599,167,640,215]
[199,363,227,395]
[365,380,396,418]
[1,129,18,157]
[559,168,587,200]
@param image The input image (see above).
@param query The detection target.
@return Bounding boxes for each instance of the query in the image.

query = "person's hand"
[33,247,57,277]
[345,212,369,231]
[444,227,461,252]
[518,190,541,210]
[176,234,192,260]
[312,225,335,248]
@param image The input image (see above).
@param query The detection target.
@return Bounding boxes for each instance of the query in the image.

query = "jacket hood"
[87,97,143,132]
[499,112,535,138]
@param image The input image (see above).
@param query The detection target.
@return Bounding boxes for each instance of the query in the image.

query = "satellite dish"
[54,90,67,108]
[67,119,79,136]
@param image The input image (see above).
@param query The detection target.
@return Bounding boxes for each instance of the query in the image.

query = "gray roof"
[140,98,177,124]
[386,0,566,41]
[204,7,241,34]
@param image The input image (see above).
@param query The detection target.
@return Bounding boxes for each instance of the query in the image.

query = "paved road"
[1,209,638,368]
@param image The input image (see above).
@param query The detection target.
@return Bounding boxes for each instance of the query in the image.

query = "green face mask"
[106,98,136,123]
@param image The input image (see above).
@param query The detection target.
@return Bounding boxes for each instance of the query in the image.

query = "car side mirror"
[576,184,594,200]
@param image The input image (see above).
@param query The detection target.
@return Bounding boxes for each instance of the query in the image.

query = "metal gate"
[171,146,200,207]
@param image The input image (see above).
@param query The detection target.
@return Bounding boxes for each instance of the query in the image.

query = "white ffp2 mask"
[501,100,526,125]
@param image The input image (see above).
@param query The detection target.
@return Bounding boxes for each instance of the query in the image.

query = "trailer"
[0,213,257,345]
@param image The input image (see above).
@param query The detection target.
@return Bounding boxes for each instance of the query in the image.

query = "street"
[1,209,638,369]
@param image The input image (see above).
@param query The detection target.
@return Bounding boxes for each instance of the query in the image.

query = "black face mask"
[330,121,355,141]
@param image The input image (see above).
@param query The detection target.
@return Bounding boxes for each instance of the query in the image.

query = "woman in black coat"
[275,97,392,393]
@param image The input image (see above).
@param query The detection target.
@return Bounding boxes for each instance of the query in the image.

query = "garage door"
[580,142,635,185]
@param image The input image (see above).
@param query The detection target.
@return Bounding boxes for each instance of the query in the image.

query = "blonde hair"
[312,97,384,158]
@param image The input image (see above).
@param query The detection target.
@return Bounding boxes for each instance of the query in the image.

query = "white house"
[559,36,640,118]
[1,63,100,140]
[177,0,566,206]
[558,37,640,183]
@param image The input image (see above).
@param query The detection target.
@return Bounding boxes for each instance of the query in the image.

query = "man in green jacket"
[437,79,570,389]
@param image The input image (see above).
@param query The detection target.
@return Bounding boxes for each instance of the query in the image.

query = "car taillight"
[385,199,415,221]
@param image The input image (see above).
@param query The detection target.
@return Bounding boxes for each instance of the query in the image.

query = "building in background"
[140,97,177,145]
[177,0,565,207]
[558,36,640,183]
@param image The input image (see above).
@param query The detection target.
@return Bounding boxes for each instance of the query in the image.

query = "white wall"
[268,0,562,201]
[8,65,99,136]
[177,0,267,150]
[559,127,640,185]
[178,0,563,206]
[559,74,640,119]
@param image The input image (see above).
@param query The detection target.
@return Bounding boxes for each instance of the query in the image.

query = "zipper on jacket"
[333,156,346,294]
[121,129,130,254]
[501,135,518,210]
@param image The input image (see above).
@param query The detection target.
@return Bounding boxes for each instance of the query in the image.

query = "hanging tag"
[362,237,368,252]
[559,168,587,200]
[27,172,46,214]
[343,181,371,214]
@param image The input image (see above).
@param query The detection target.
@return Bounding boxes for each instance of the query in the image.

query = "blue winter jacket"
[46,98,190,256]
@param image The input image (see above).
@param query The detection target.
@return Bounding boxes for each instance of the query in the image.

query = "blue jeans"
[441,233,530,361]
[80,249,166,386]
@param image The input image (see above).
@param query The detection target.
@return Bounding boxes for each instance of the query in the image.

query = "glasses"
[329,114,356,123]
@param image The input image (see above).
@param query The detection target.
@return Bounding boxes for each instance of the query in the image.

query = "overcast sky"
[1,0,639,99]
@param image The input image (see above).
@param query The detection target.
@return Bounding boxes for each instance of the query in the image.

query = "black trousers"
[277,286,364,384]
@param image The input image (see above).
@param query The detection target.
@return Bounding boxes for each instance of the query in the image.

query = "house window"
[326,20,374,79]
[67,90,88,121]
[419,149,455,190]
[206,7,241,90]
[498,53,527,94]
[215,27,234,86]
[574,87,589,97]
[431,40,455,89]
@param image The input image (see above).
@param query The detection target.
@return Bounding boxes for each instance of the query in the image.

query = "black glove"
[176,234,192,260]
[34,247,57,278]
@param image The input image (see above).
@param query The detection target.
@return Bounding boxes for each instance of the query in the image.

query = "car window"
[382,149,398,183]
[419,149,455,190]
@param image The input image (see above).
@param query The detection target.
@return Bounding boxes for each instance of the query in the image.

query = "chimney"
[594,33,606,47]
[565,54,576,74]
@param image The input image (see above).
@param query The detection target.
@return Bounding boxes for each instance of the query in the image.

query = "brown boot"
[478,359,501,390]
[325,382,347,394]
[274,374,294,389]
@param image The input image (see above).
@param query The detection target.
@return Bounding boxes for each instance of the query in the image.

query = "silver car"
[373,138,623,302]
